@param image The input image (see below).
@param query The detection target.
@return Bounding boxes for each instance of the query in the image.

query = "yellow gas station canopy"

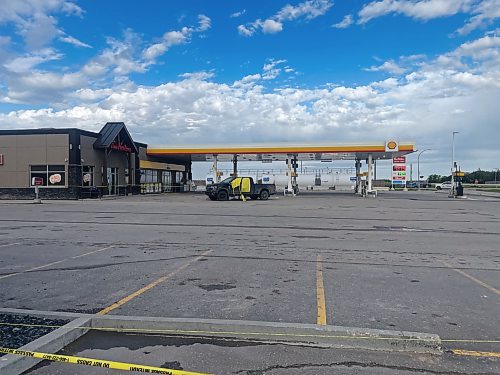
[147,141,415,162]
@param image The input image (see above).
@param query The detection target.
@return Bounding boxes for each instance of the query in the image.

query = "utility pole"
[417,149,431,191]
[451,131,459,194]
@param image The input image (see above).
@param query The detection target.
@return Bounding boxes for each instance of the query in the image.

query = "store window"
[82,166,94,186]
[140,169,161,193]
[30,165,66,187]
[140,169,159,183]
[162,171,172,192]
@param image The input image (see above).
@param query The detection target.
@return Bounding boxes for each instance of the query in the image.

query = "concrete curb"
[89,315,442,354]
[0,316,90,375]
[0,308,442,357]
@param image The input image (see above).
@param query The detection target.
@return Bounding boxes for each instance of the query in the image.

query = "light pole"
[417,149,431,190]
[451,131,459,193]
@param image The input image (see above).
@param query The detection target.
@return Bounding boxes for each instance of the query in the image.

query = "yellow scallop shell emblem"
[387,141,397,150]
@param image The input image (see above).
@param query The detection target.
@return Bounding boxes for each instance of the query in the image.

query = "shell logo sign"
[385,140,399,152]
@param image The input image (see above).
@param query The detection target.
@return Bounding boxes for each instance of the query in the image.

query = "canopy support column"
[355,159,361,195]
[232,155,238,177]
[292,154,298,195]
[367,153,374,196]
[212,155,219,183]
[284,154,296,196]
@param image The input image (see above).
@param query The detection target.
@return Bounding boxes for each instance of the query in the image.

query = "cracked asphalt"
[0,190,499,374]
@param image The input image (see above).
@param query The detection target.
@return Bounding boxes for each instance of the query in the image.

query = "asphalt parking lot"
[0,190,499,374]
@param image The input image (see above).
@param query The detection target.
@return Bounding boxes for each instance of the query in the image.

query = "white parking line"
[0,242,21,249]
[0,245,114,280]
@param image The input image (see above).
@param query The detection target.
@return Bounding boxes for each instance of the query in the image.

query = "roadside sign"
[31,177,43,186]
[393,156,406,164]
[392,156,407,186]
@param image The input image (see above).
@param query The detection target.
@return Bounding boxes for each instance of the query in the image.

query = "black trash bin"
[456,183,464,196]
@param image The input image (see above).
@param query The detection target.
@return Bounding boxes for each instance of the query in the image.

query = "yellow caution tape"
[451,349,500,358]
[0,347,212,375]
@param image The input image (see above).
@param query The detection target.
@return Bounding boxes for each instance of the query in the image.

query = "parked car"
[407,181,429,188]
[435,181,453,190]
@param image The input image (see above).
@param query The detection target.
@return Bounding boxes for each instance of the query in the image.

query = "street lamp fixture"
[417,149,431,191]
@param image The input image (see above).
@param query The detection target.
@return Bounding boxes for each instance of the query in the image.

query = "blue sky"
[0,0,499,177]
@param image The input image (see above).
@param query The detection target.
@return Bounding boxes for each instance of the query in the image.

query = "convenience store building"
[0,122,190,199]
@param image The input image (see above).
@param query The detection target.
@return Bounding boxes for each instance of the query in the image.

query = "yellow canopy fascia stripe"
[147,144,414,155]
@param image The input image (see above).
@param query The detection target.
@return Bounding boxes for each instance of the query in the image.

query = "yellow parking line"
[316,255,327,325]
[451,349,500,358]
[98,249,213,315]
[441,260,500,296]
[0,245,114,280]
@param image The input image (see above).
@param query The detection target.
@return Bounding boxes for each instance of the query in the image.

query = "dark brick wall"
[0,188,78,200]
[68,165,82,198]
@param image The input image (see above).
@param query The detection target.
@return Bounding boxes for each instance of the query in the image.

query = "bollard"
[33,185,42,204]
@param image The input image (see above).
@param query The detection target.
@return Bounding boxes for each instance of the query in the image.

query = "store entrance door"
[107,167,118,195]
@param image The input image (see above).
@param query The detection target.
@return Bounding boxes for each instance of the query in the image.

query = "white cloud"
[358,0,473,23]
[179,71,214,80]
[332,15,353,29]
[238,0,333,36]
[358,0,500,35]
[197,14,211,32]
[19,13,60,50]
[3,48,62,73]
[141,43,168,61]
[241,74,262,82]
[61,1,84,17]
[365,60,407,74]
[0,0,84,49]
[59,35,92,48]
[277,0,333,20]
[142,16,210,62]
[164,30,188,45]
[3,71,85,103]
[456,0,500,35]
[262,59,288,80]
[237,24,254,37]
[0,0,82,22]
[262,19,284,34]
[230,9,246,18]
[0,9,214,107]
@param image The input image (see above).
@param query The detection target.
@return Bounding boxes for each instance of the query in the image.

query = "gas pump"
[454,168,465,197]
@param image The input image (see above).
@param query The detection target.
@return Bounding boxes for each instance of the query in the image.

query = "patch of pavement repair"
[0,314,69,356]
[24,331,499,375]
[197,283,237,291]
